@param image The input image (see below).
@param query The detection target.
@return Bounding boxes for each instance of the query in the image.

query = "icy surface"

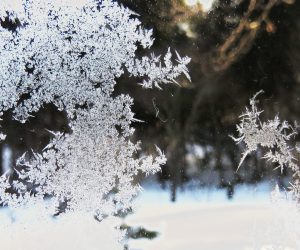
[0,0,190,219]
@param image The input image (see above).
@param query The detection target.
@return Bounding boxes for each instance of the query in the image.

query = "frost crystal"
[232,91,300,199]
[0,0,190,219]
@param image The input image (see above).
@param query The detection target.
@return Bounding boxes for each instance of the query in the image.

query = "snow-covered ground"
[0,210,123,250]
[0,183,299,250]
[128,202,271,250]
[126,184,299,250]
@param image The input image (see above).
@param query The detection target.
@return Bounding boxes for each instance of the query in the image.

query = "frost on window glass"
[0,0,190,219]
[232,91,300,200]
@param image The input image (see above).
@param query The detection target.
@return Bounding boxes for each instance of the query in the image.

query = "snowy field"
[126,188,271,250]
[128,202,272,250]
[127,184,299,250]
[0,184,299,250]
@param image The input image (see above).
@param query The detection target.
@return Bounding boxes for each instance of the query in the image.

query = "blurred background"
[118,0,300,201]
[1,0,300,249]
[2,0,300,201]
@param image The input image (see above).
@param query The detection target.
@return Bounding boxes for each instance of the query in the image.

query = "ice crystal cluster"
[0,0,190,219]
[232,91,300,199]
[233,91,300,249]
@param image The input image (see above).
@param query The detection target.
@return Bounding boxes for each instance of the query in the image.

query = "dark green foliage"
[120,224,159,240]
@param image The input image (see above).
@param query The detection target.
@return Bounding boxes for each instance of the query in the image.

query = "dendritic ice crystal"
[0,0,190,219]
[231,91,300,200]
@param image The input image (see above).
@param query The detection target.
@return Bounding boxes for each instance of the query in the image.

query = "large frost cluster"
[232,91,300,200]
[0,0,190,219]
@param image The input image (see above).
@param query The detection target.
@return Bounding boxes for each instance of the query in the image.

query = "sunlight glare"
[185,0,198,6]
[184,0,215,12]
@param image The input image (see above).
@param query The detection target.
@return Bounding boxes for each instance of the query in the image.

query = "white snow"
[0,210,123,250]
[126,185,299,250]
[0,185,298,250]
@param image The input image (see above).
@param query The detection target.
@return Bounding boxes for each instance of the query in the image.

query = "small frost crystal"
[232,91,300,199]
[0,0,189,219]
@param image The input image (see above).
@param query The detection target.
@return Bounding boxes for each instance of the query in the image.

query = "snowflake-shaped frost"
[231,91,300,200]
[0,0,190,219]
